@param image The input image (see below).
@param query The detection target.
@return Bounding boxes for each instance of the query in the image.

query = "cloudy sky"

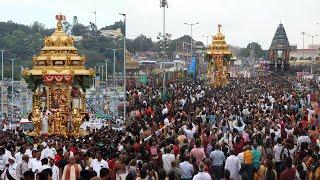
[1,0,319,49]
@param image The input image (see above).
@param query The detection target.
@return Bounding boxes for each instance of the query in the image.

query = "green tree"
[30,21,45,33]
[71,23,89,36]
[126,35,154,53]
[240,42,265,58]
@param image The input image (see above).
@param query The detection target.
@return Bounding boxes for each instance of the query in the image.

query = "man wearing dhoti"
[61,155,81,180]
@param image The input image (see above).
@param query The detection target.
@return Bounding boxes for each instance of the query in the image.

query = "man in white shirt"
[28,150,37,169]
[195,93,201,101]
[39,158,51,172]
[0,147,7,173]
[183,123,197,140]
[225,149,241,180]
[180,155,194,180]
[210,144,225,179]
[49,157,60,180]
[192,163,211,180]
[270,125,281,140]
[90,153,109,177]
[180,98,186,108]
[25,144,34,158]
[3,156,18,180]
[190,95,196,104]
[14,147,25,164]
[162,106,168,115]
[242,107,250,116]
[164,116,170,126]
[297,131,311,150]
[307,94,311,105]
[273,138,284,173]
[162,146,175,174]
[42,142,57,159]
[30,151,42,173]
[233,120,246,134]
[307,107,314,122]
[284,126,294,137]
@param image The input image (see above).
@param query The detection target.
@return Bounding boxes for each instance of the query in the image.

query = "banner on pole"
[188,57,196,76]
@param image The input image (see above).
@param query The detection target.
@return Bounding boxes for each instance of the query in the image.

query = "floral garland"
[43,75,73,83]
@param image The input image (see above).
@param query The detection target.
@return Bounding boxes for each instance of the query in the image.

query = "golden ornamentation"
[206,24,232,87]
[72,108,85,136]
[31,106,41,136]
[23,15,95,137]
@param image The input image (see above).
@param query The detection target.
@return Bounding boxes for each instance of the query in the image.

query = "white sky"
[1,0,320,49]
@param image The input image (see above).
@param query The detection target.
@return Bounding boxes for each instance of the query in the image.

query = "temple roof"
[270,23,290,50]
[23,15,95,77]
[207,24,232,56]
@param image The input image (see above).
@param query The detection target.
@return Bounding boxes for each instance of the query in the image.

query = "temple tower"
[269,23,290,71]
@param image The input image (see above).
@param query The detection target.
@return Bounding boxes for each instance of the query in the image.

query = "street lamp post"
[100,65,104,82]
[184,22,199,54]
[157,32,171,92]
[105,59,108,82]
[202,35,212,48]
[1,50,3,121]
[308,34,318,74]
[158,0,170,92]
[308,34,318,46]
[301,32,306,59]
[184,22,199,79]
[0,49,12,121]
[113,49,116,92]
[119,13,126,122]
[111,49,117,119]
[92,11,97,28]
[106,47,122,119]
[10,59,14,122]
[160,0,168,56]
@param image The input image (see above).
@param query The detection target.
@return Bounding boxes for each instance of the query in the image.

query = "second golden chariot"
[22,14,95,137]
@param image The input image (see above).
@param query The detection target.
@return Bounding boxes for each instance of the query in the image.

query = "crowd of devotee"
[0,76,320,180]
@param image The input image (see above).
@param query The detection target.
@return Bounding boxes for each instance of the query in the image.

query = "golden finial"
[55,13,66,31]
[218,24,222,33]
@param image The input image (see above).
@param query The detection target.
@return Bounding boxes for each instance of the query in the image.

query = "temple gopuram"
[22,14,95,136]
[269,23,290,71]
[206,24,233,87]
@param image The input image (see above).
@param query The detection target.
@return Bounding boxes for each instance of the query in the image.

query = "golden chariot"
[206,24,233,87]
[22,14,95,136]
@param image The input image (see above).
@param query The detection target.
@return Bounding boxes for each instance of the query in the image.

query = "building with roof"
[288,45,320,73]
[290,48,320,62]
[100,28,122,39]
